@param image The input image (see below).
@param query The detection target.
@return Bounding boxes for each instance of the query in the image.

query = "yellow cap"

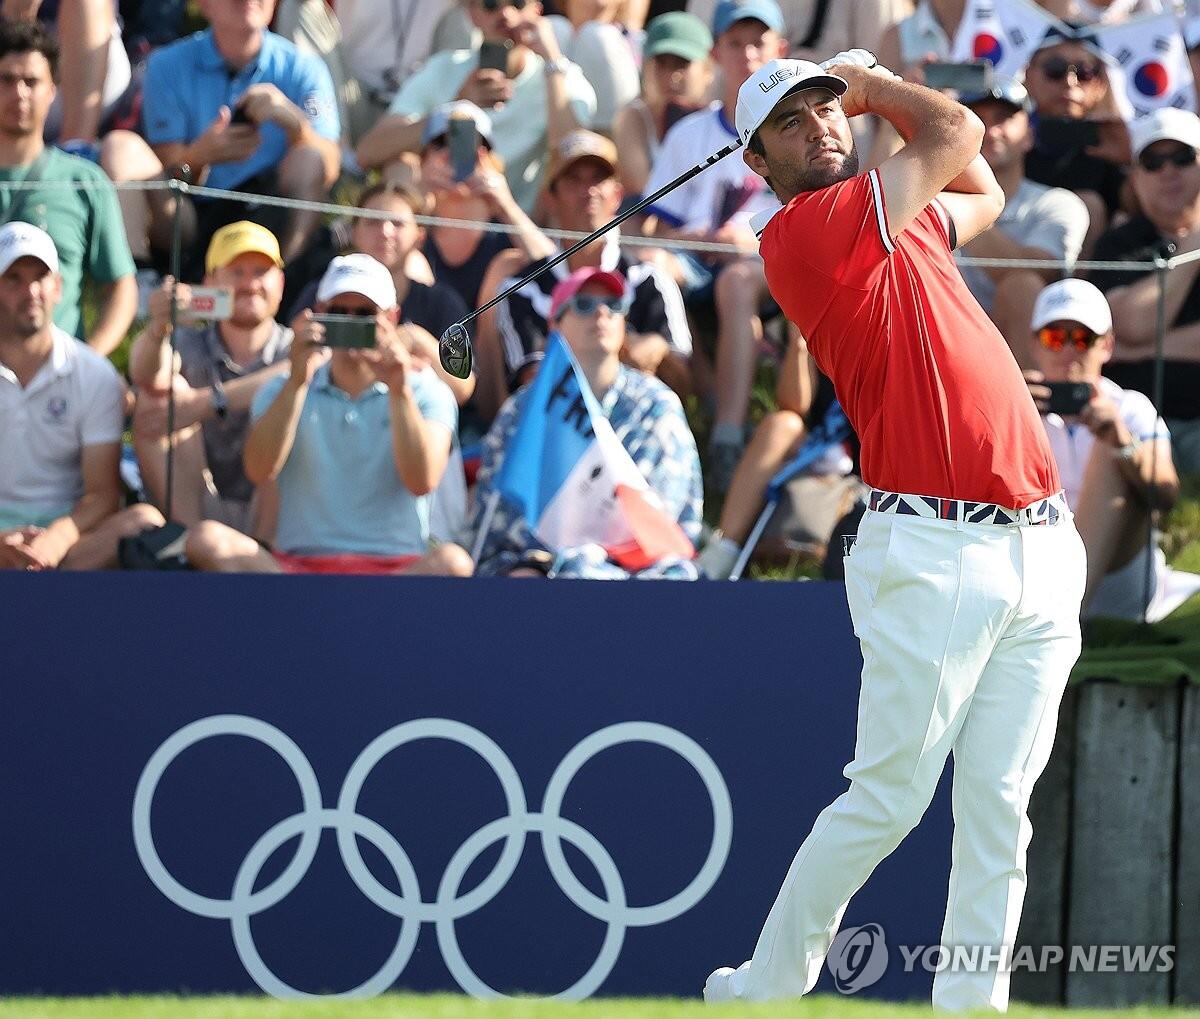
[205,221,284,274]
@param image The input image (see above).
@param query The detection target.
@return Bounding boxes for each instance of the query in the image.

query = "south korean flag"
[951,0,1068,80]
[1087,12,1197,120]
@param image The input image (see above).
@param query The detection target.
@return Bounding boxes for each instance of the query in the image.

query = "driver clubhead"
[439,322,473,379]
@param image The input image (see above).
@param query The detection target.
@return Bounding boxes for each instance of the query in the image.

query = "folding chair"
[729,401,852,580]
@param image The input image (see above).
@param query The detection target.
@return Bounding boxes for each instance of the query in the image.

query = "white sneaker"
[703,961,750,1003]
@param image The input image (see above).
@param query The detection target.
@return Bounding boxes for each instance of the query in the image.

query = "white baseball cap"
[316,254,397,310]
[0,221,59,275]
[1130,107,1200,159]
[735,58,848,145]
[1031,278,1112,335]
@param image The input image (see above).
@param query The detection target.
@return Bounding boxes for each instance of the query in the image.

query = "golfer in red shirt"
[703,54,1086,1011]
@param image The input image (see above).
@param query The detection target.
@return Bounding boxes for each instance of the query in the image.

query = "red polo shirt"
[758,169,1059,509]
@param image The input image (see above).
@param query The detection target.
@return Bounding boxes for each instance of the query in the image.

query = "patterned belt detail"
[867,489,1069,526]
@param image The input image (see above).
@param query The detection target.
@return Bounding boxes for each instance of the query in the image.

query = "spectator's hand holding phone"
[1078,387,1131,446]
[237,83,306,138]
[1023,369,1053,414]
[146,276,192,337]
[191,106,260,167]
[464,166,514,214]
[289,311,332,387]
[366,315,413,393]
[456,69,512,110]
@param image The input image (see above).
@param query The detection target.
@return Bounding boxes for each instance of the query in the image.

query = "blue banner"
[0,574,951,1001]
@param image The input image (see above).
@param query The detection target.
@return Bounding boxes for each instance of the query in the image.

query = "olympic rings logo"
[132,715,733,1001]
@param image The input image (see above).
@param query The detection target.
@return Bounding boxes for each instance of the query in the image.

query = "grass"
[2,997,1197,1019]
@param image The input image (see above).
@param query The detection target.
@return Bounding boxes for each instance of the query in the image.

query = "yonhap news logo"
[132,715,733,1001]
[823,924,1175,994]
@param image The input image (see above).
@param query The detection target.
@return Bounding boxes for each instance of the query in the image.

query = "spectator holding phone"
[185,254,472,576]
[1090,108,1200,474]
[956,79,1090,367]
[1024,279,1196,620]
[101,0,341,273]
[355,0,597,212]
[128,222,293,538]
[1023,29,1129,254]
[416,102,555,313]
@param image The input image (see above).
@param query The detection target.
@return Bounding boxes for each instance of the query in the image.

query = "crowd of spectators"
[1,0,1199,616]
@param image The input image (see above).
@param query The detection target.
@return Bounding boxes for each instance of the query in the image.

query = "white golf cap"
[1131,107,1200,158]
[1031,278,1112,335]
[316,253,397,310]
[735,58,848,145]
[0,221,59,275]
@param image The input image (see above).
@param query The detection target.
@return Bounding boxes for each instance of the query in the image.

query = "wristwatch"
[210,379,229,420]
[543,56,570,76]
[1115,437,1142,461]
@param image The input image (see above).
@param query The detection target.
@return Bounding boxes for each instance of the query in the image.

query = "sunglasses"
[1036,324,1101,352]
[560,293,627,317]
[325,305,376,318]
[1038,57,1103,83]
[479,0,527,9]
[1138,145,1198,172]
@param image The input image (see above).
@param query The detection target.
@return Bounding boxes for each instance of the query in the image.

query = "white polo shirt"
[644,101,780,233]
[1041,376,1169,509]
[0,326,124,527]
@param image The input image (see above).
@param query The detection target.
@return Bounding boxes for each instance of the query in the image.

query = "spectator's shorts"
[273,552,422,574]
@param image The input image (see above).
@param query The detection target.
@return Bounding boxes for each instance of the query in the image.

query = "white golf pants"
[732,506,1086,1010]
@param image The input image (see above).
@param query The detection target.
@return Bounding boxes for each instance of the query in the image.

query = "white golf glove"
[821,49,879,71]
[821,48,900,80]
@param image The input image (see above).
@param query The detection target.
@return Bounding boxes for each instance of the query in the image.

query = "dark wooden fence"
[1014,679,1199,1005]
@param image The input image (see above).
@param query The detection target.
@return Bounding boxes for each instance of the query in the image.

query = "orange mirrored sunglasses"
[1036,324,1100,352]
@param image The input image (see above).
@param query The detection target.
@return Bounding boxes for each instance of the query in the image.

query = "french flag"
[493,334,694,571]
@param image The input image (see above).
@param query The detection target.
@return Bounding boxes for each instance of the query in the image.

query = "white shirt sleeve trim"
[868,168,896,255]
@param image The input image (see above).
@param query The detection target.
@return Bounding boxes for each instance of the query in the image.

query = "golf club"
[438,137,744,379]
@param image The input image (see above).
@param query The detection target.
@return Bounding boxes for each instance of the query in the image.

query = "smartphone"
[1038,116,1100,153]
[1046,381,1093,416]
[447,117,479,183]
[229,99,253,125]
[924,60,993,93]
[478,39,512,75]
[182,286,232,321]
[313,313,377,349]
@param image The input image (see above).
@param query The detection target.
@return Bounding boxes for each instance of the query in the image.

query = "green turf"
[3,998,1198,1019]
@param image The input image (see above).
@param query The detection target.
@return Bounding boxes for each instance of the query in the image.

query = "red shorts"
[272,552,422,575]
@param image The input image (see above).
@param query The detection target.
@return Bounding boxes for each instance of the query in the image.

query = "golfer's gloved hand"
[821,49,879,72]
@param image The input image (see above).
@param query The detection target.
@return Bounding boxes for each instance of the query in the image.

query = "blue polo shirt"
[142,29,339,192]
[251,366,458,557]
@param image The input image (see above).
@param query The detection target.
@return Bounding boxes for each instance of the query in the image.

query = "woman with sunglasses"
[1023,278,1192,621]
[356,0,598,214]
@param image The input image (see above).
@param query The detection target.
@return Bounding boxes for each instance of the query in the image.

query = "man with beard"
[128,222,292,539]
[0,222,163,570]
[703,53,1085,1011]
